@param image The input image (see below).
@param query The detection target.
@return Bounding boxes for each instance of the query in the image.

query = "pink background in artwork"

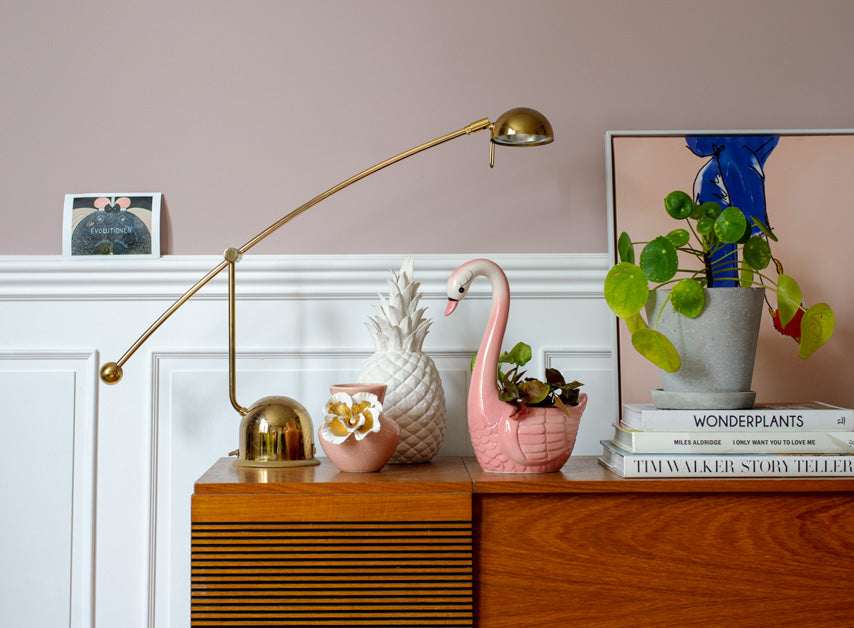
[612,135,853,410]
[2,0,854,256]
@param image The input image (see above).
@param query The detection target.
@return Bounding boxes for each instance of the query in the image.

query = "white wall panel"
[0,352,96,628]
[0,253,615,628]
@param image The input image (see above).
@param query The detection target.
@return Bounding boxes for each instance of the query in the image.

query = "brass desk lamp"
[99,107,554,467]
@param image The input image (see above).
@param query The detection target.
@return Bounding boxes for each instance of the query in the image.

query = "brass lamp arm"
[99,117,493,384]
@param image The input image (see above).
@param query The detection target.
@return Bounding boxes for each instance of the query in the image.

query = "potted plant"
[445,258,587,472]
[604,190,834,408]
[480,341,584,418]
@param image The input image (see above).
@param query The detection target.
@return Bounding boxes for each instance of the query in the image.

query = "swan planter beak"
[445,259,587,473]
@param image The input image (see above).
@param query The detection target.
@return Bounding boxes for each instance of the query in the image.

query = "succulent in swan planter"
[474,341,583,418]
[605,190,835,374]
[445,258,587,473]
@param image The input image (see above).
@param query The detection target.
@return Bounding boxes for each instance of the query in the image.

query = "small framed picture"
[63,193,161,258]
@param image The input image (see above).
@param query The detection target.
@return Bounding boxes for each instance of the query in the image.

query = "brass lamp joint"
[464,118,491,135]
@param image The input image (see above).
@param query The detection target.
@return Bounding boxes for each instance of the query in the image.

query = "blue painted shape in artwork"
[685,135,779,286]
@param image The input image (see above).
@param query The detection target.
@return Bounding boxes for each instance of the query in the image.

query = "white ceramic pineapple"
[359,257,446,463]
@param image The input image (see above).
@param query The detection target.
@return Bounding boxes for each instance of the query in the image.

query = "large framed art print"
[606,130,853,414]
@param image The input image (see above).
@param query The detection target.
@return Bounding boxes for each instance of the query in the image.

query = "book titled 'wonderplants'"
[621,402,853,432]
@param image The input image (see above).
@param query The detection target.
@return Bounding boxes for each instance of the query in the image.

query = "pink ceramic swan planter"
[445,258,587,473]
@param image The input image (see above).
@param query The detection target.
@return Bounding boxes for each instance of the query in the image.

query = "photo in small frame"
[62,192,161,257]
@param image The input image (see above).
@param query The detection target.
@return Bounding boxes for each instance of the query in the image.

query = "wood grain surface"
[476,491,854,627]
[191,455,854,626]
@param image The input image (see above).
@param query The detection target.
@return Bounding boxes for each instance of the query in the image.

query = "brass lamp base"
[234,395,320,467]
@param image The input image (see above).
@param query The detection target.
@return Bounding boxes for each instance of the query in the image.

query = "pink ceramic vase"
[319,383,400,472]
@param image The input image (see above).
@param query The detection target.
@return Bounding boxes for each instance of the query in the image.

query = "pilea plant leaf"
[714,206,748,244]
[617,231,635,264]
[696,216,715,236]
[666,228,690,248]
[798,303,834,359]
[751,216,778,242]
[776,274,802,327]
[631,328,681,373]
[625,313,648,334]
[740,264,755,288]
[670,279,705,318]
[604,262,649,318]
[664,190,693,219]
[640,236,678,282]
[743,235,772,270]
[703,201,722,218]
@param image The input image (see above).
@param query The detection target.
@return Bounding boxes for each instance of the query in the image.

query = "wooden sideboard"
[191,456,854,627]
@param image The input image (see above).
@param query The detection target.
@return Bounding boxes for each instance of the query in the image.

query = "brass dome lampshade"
[492,107,555,145]
[99,108,554,467]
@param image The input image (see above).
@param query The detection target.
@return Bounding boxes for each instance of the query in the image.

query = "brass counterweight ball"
[100,362,123,384]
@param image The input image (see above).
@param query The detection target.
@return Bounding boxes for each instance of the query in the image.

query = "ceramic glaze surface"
[319,383,400,472]
[445,258,587,472]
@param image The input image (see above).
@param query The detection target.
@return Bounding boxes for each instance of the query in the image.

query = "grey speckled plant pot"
[645,287,765,410]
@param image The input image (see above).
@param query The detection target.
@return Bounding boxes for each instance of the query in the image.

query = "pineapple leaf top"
[365,257,432,353]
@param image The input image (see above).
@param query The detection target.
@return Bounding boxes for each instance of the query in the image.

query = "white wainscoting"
[0,253,616,628]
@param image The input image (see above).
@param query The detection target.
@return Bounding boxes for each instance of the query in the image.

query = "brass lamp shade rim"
[491,107,555,146]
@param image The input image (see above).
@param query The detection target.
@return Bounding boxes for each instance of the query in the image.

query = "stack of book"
[599,401,854,477]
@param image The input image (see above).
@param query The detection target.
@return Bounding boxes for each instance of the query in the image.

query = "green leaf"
[640,236,679,282]
[670,279,706,318]
[777,274,802,327]
[697,216,715,236]
[631,328,681,373]
[740,264,755,288]
[666,228,690,248]
[714,207,748,244]
[617,232,634,264]
[604,262,650,318]
[703,201,722,219]
[750,217,778,242]
[508,342,532,367]
[742,235,772,270]
[689,202,705,220]
[664,191,693,219]
[625,313,648,334]
[518,379,551,404]
[798,303,834,359]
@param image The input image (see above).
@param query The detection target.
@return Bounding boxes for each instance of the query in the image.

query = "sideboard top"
[194,456,854,496]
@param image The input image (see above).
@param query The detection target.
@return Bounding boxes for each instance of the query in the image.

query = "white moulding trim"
[0,253,609,301]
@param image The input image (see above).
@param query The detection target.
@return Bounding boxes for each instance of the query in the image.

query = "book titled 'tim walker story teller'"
[599,440,854,478]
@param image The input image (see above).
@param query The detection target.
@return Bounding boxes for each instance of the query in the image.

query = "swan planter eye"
[445,258,588,473]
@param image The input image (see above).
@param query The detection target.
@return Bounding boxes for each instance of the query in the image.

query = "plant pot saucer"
[651,389,756,410]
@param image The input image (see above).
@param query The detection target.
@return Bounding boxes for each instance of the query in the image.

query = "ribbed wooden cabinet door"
[191,461,473,627]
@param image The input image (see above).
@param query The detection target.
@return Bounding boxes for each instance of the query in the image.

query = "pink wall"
[3,0,854,256]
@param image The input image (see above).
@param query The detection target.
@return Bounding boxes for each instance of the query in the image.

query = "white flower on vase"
[321,391,383,444]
